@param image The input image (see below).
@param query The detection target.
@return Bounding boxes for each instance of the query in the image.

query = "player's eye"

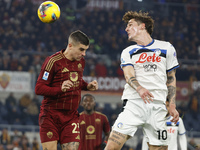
[79,48,85,51]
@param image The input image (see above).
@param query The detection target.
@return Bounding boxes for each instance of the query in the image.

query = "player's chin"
[76,57,82,61]
[128,36,132,41]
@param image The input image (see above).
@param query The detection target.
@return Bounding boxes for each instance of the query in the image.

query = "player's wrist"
[169,103,176,108]
[136,86,142,92]
[101,141,107,149]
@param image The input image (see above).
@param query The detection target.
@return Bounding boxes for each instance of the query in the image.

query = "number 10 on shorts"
[157,130,167,140]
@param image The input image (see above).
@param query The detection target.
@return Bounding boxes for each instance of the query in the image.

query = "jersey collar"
[137,39,154,47]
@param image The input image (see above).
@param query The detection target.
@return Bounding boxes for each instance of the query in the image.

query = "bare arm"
[167,69,179,123]
[123,65,154,103]
[167,69,176,104]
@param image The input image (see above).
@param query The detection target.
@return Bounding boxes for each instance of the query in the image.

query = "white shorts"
[112,99,168,146]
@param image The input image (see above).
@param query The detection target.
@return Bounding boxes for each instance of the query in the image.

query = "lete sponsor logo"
[136,53,161,63]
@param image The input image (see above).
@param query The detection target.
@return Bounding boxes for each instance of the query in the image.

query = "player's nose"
[125,26,129,32]
[82,51,86,56]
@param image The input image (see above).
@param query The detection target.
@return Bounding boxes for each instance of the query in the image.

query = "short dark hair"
[122,11,154,35]
[69,30,90,46]
[81,94,95,102]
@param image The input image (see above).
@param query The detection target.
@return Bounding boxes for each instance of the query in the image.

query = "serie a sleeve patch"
[42,71,49,80]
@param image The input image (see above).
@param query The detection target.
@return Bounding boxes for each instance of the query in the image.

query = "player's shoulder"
[52,50,64,58]
[79,111,85,116]
[42,50,64,71]
[154,39,171,47]
[95,111,108,117]
[121,45,138,55]
[123,45,137,52]
[48,50,65,62]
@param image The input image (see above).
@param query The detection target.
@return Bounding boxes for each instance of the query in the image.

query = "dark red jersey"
[35,49,88,110]
[79,111,110,150]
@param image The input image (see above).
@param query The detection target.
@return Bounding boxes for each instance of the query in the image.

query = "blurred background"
[0,0,200,149]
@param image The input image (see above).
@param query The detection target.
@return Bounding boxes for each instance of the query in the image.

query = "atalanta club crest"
[154,49,161,56]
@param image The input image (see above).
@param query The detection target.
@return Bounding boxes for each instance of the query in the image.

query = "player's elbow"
[35,83,42,95]
[124,75,130,83]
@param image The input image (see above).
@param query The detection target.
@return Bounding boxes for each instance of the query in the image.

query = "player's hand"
[87,80,98,91]
[101,141,107,150]
[136,86,154,104]
[61,80,73,92]
[169,103,179,124]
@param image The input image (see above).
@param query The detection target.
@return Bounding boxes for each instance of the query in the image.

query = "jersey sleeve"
[120,48,134,69]
[178,117,186,135]
[166,43,179,72]
[141,136,149,150]
[81,79,88,90]
[103,115,111,134]
[178,135,187,150]
[178,117,187,150]
[35,57,63,96]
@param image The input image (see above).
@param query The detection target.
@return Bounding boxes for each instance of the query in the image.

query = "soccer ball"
[37,1,60,23]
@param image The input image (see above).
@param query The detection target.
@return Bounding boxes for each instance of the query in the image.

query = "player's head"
[69,30,90,46]
[81,94,96,113]
[67,30,90,61]
[122,11,154,37]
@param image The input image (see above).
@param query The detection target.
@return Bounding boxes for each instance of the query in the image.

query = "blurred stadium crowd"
[0,0,200,149]
[0,0,200,79]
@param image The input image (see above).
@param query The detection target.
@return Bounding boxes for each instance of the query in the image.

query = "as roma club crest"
[47,131,53,139]
[87,125,95,134]
[70,72,78,82]
[0,73,10,89]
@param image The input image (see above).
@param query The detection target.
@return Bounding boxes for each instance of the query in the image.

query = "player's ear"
[68,43,73,48]
[140,23,145,30]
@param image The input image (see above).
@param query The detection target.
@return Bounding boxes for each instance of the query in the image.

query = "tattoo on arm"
[109,137,121,145]
[108,131,127,146]
[61,142,79,150]
[167,76,174,84]
[113,131,126,139]
[128,77,140,90]
[167,69,176,104]
[167,69,175,84]
[168,86,176,104]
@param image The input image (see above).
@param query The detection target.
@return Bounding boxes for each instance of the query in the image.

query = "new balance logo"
[62,67,69,72]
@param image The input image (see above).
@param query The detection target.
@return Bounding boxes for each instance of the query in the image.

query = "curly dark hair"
[122,11,154,35]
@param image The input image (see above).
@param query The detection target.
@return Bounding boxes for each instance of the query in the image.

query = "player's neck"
[85,109,94,115]
[63,48,73,61]
[135,34,152,46]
